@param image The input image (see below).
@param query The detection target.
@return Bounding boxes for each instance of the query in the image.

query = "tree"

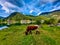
[36,20,41,25]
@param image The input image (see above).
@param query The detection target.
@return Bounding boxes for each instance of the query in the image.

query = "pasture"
[0,25,60,45]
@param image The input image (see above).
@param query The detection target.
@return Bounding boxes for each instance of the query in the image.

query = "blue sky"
[0,0,60,17]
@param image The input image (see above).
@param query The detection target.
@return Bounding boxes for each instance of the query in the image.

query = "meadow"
[0,24,60,45]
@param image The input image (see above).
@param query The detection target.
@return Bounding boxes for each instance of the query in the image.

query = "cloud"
[0,0,60,17]
[0,1,9,13]
[30,10,33,14]
[42,0,57,3]
[50,6,60,11]
[0,1,23,13]
[37,12,42,15]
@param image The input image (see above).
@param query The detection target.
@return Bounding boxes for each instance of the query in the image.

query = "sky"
[0,0,60,17]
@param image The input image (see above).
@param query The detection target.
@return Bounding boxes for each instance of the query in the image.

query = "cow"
[25,25,40,35]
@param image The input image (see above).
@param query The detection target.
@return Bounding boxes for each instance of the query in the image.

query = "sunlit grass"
[0,25,60,45]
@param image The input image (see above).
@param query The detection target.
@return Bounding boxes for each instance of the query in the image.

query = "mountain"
[40,10,60,15]
[0,16,4,19]
[4,10,60,21]
[5,12,36,20]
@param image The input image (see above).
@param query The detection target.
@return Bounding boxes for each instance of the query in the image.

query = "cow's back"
[27,26,38,31]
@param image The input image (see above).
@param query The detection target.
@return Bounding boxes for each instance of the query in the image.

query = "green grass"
[0,25,60,45]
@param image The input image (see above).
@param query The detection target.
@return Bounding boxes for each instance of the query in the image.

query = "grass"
[0,25,60,45]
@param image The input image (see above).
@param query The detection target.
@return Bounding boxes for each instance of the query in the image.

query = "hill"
[3,10,60,23]
[40,10,60,16]
[5,12,28,20]
[5,12,36,21]
[0,16,4,19]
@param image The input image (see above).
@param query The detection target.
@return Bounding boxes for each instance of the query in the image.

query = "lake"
[0,26,8,30]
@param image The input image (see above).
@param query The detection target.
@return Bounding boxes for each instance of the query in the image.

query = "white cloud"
[2,6,10,13]
[30,10,33,13]
[42,0,57,3]
[37,12,42,15]
[4,2,17,8]
[0,0,60,16]
[0,1,20,13]
[50,6,60,11]
[50,8,57,11]
[49,0,57,2]
[57,6,60,9]
[0,1,10,13]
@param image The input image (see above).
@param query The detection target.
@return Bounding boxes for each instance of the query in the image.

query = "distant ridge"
[0,16,4,19]
[40,10,60,15]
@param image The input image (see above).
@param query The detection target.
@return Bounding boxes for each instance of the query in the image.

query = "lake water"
[0,26,8,30]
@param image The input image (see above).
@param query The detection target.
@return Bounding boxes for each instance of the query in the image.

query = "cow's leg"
[36,29,40,34]
[29,30,32,34]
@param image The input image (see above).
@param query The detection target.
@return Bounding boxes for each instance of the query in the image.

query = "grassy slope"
[0,25,60,45]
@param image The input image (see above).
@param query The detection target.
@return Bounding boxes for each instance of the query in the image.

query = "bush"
[36,20,41,25]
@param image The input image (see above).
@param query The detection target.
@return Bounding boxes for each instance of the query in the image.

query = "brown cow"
[25,25,40,35]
